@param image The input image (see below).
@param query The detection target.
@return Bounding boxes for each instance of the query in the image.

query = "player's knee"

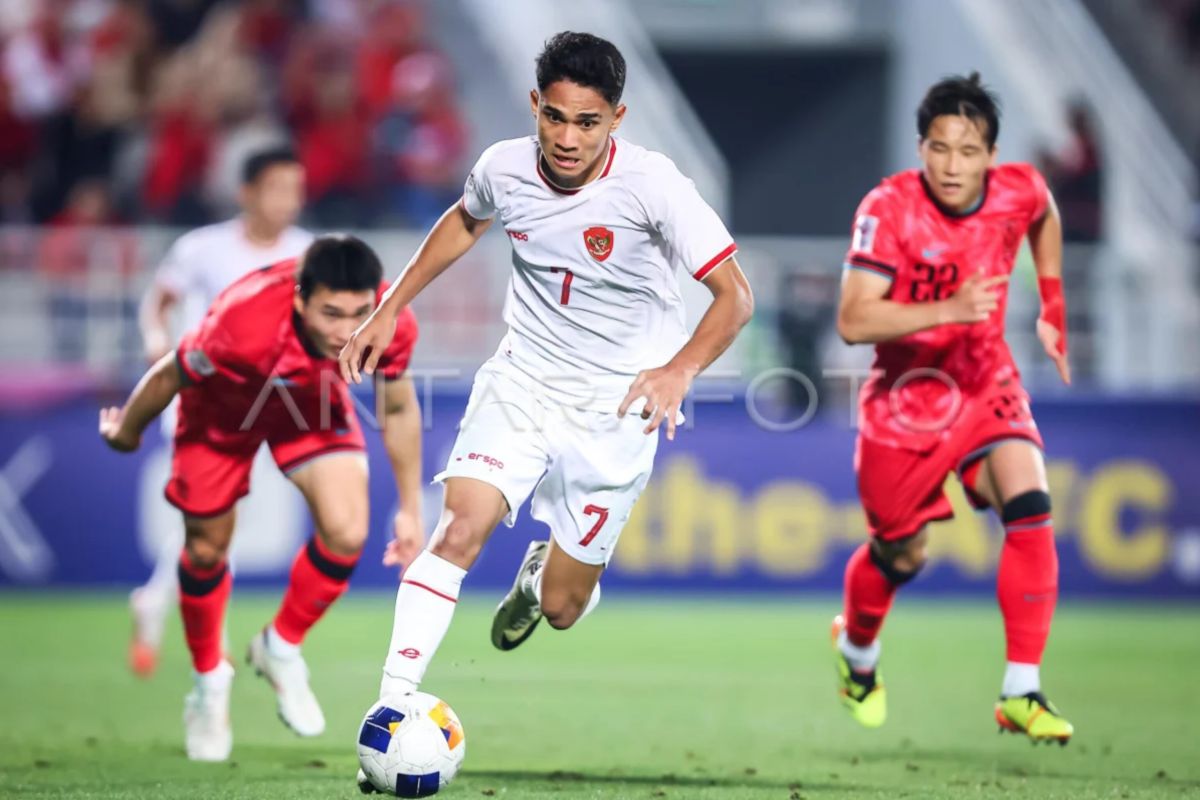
[870,532,927,583]
[429,515,487,568]
[541,591,587,630]
[183,535,227,570]
[318,510,368,556]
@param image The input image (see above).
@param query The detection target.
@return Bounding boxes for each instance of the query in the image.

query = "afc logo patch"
[852,214,878,253]
[583,226,614,262]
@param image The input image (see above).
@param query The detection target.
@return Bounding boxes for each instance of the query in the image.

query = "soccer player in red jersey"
[100,235,424,761]
[832,74,1073,742]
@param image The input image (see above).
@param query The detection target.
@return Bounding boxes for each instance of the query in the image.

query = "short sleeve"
[375,306,419,381]
[1014,163,1050,224]
[174,307,239,386]
[461,144,500,221]
[155,233,201,296]
[844,186,904,282]
[643,155,737,281]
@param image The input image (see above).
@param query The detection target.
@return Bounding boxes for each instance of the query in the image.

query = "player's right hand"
[943,273,1007,324]
[338,309,397,385]
[99,407,141,453]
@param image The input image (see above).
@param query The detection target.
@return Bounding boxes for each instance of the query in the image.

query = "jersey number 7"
[550,267,574,305]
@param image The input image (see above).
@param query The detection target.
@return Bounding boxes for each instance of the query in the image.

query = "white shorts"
[434,361,658,566]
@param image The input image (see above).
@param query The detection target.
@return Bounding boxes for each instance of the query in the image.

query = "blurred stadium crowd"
[0,0,466,231]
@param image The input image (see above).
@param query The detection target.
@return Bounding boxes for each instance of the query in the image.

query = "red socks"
[177,550,231,673]
[842,542,899,647]
[997,499,1058,663]
[272,536,361,645]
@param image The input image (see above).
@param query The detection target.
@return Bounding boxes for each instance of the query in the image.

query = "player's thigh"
[855,434,956,544]
[531,408,657,567]
[970,440,1048,510]
[434,365,551,529]
[182,508,237,567]
[287,451,370,556]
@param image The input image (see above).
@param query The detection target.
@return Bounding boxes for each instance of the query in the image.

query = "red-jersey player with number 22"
[833,73,1073,743]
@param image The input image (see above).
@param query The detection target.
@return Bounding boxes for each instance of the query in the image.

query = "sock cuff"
[178,550,228,596]
[305,536,360,581]
[401,550,466,599]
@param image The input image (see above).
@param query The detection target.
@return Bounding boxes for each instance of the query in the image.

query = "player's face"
[530,80,625,188]
[294,285,377,359]
[918,115,996,212]
[242,163,305,234]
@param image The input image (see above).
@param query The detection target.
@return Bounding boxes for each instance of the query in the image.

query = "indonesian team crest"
[583,226,614,262]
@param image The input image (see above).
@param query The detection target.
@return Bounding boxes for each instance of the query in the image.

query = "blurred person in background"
[128,146,312,678]
[1037,100,1103,242]
[776,269,835,410]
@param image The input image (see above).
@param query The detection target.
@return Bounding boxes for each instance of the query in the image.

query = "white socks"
[1002,661,1040,697]
[522,564,602,623]
[837,629,881,673]
[381,551,466,697]
[266,624,301,661]
[196,659,234,687]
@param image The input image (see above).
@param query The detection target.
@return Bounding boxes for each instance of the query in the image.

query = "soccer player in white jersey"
[128,147,312,677]
[339,32,753,775]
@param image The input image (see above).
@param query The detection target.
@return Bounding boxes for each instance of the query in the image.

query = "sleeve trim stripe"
[844,262,896,281]
[847,254,898,275]
[693,243,738,281]
[175,349,197,386]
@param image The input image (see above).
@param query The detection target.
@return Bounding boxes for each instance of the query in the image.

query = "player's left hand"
[1036,318,1072,385]
[99,407,141,452]
[384,508,424,572]
[618,364,693,440]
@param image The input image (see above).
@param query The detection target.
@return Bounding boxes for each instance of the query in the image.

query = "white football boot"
[246,628,326,737]
[490,540,549,651]
[183,660,234,761]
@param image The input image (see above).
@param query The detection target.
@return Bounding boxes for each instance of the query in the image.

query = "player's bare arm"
[837,266,1006,345]
[1028,192,1071,385]
[339,204,491,384]
[138,282,180,364]
[379,375,425,570]
[618,257,754,440]
[99,352,184,452]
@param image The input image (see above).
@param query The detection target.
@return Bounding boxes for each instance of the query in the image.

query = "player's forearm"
[121,353,182,435]
[379,203,491,318]
[666,274,754,378]
[837,298,948,344]
[381,382,424,516]
[1028,196,1064,280]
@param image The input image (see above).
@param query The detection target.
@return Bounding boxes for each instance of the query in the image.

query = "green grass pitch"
[1,592,1197,799]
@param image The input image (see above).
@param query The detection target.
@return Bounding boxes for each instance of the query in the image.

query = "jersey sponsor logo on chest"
[583,226,614,262]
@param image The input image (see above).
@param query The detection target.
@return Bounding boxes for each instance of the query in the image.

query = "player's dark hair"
[241,146,300,185]
[297,235,383,300]
[536,31,626,106]
[917,72,1001,149]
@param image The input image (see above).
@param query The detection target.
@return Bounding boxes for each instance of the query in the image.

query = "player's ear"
[293,286,304,315]
[610,103,627,133]
[988,144,998,166]
[529,90,540,119]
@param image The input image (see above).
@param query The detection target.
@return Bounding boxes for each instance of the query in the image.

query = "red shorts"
[164,404,366,518]
[855,379,1044,541]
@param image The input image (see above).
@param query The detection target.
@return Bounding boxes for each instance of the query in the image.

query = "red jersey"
[174,259,418,445]
[844,164,1049,450]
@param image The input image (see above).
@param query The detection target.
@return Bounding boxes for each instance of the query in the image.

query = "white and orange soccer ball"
[356,693,466,797]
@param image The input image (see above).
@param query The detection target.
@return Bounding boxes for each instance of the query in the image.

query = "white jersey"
[462,135,736,411]
[155,217,313,334]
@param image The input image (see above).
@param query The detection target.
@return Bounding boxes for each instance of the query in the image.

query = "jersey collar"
[536,137,617,196]
[920,172,989,219]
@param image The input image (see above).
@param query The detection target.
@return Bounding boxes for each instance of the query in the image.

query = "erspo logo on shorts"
[466,452,504,469]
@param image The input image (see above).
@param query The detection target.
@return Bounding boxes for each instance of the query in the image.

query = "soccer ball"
[356,693,466,797]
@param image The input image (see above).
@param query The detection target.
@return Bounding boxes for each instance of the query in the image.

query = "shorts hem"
[163,486,241,519]
[277,444,365,475]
